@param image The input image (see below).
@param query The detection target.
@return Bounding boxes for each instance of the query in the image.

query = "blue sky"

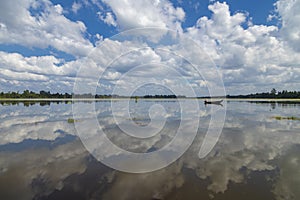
[0,0,299,95]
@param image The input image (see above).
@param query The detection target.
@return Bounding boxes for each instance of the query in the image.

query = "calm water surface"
[0,100,300,200]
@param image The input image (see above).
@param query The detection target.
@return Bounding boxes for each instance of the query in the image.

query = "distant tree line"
[143,95,186,98]
[1,89,300,99]
[0,91,187,99]
[227,88,300,99]
[0,90,71,99]
[0,90,115,99]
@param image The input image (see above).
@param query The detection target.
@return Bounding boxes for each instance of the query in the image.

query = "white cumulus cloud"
[99,0,185,31]
[0,0,93,57]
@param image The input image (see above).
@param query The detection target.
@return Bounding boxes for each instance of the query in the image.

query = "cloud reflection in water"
[0,101,299,199]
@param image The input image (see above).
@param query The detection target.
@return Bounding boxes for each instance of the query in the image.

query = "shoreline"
[225,98,300,102]
[1,98,300,102]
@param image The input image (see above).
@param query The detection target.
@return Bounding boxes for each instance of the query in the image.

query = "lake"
[0,100,300,200]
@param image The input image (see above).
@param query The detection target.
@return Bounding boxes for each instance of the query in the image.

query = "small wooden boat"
[204,99,223,105]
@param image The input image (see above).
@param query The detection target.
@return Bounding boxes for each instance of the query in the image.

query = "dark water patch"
[37,156,113,200]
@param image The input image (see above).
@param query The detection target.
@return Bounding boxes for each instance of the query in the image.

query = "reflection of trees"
[249,101,300,108]
[39,101,51,106]
[0,101,72,107]
[271,102,276,110]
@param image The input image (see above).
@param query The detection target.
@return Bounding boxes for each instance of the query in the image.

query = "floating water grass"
[272,116,300,120]
[67,118,78,123]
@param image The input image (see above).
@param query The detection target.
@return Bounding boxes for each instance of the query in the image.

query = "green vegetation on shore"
[0,90,115,99]
[0,90,185,99]
[1,88,300,99]
[227,88,300,99]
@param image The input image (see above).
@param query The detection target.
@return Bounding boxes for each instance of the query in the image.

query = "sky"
[0,0,300,96]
